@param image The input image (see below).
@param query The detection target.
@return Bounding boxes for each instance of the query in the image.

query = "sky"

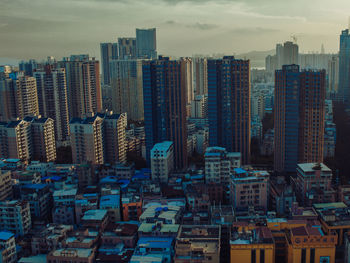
[1,0,350,62]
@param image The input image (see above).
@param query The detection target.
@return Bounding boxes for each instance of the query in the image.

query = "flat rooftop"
[297,163,331,173]
[82,209,108,221]
[137,237,174,249]
[51,248,93,258]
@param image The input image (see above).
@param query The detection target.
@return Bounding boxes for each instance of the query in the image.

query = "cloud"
[230,27,280,35]
[164,20,218,30]
[187,22,219,30]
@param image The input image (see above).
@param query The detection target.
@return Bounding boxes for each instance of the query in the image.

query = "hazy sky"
[1,0,350,61]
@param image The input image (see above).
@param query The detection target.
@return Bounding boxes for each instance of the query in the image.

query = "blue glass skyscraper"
[143,57,188,170]
[274,65,325,174]
[208,56,251,164]
[338,29,350,103]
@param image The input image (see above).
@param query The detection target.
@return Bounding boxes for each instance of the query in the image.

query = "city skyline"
[1,0,350,63]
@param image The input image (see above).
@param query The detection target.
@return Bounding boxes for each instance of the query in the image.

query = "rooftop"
[50,248,93,258]
[230,227,274,245]
[100,195,120,207]
[82,209,108,221]
[137,237,173,249]
[297,163,331,173]
[151,141,173,152]
[0,231,14,241]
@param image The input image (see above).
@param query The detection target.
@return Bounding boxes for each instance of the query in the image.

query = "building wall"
[143,57,188,170]
[208,57,251,164]
[230,244,275,263]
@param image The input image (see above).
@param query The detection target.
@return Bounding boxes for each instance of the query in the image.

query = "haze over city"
[1,0,350,62]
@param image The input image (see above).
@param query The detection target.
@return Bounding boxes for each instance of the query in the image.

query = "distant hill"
[236,49,275,68]
[0,57,21,66]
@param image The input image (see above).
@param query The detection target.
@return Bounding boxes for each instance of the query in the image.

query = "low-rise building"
[313,202,350,245]
[31,224,73,255]
[150,141,174,183]
[47,248,96,263]
[131,237,174,263]
[138,222,180,238]
[121,193,142,221]
[230,227,275,263]
[139,205,182,224]
[82,209,109,231]
[0,200,31,236]
[0,232,16,263]
[174,225,221,263]
[101,223,138,248]
[230,168,269,211]
[205,147,241,184]
[20,183,51,220]
[99,194,121,222]
[294,163,336,206]
[75,193,99,225]
[286,225,337,263]
[270,176,296,216]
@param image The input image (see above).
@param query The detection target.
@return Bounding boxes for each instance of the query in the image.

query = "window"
[310,248,315,263]
[251,250,256,263]
[301,248,306,263]
[260,249,265,263]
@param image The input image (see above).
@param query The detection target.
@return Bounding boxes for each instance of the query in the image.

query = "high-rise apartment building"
[0,77,17,122]
[0,116,56,163]
[283,41,299,65]
[207,56,251,164]
[70,114,104,165]
[0,119,32,161]
[15,75,39,119]
[273,41,299,70]
[192,57,208,95]
[70,112,127,165]
[118,38,136,59]
[136,28,157,59]
[191,95,208,118]
[338,29,350,103]
[100,43,118,85]
[328,55,339,94]
[109,59,144,121]
[274,65,325,173]
[33,66,70,142]
[28,117,56,162]
[0,170,13,201]
[19,59,38,76]
[104,112,127,164]
[143,56,188,170]
[62,55,102,119]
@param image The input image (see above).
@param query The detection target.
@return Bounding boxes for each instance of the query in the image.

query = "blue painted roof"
[21,183,47,190]
[5,159,21,163]
[100,176,118,183]
[137,237,173,248]
[234,168,247,174]
[100,195,120,207]
[0,231,14,240]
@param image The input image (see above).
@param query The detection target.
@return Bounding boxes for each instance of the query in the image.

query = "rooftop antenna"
[291,35,297,43]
